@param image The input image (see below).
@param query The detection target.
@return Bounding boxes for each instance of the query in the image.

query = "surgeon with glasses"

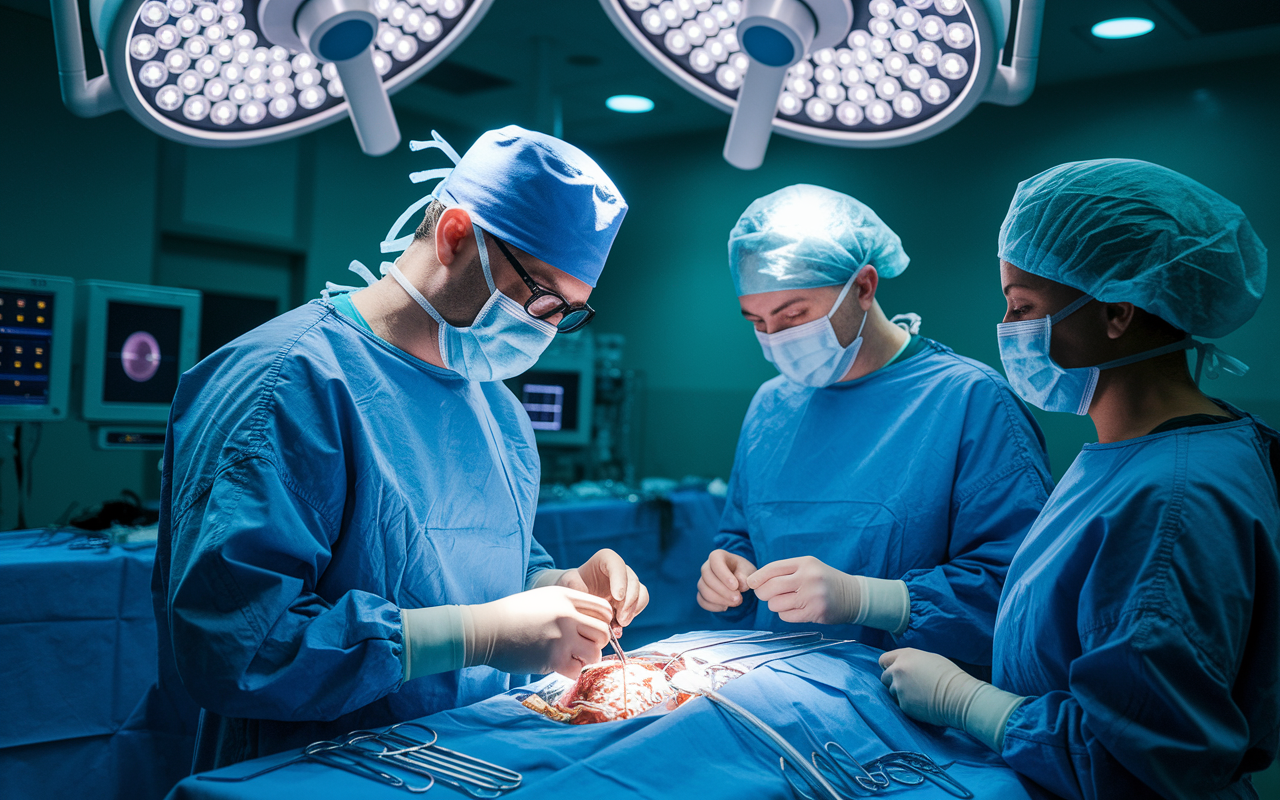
[153,126,649,771]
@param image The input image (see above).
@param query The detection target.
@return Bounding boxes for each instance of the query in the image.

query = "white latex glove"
[553,548,650,628]
[697,549,758,612]
[879,648,1026,752]
[747,556,912,631]
[747,556,860,624]
[465,586,613,679]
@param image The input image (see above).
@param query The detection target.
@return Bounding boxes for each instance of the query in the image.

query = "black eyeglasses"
[491,236,595,334]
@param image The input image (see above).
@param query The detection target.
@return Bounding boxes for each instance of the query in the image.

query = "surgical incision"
[519,653,743,725]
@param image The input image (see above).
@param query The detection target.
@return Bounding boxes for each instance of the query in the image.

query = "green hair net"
[728,184,910,297]
[999,159,1267,338]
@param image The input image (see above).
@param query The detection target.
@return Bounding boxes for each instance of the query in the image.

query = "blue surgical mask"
[997,294,1197,415]
[389,226,556,382]
[755,274,868,388]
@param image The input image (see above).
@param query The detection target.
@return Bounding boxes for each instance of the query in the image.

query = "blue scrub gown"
[714,339,1053,665]
[152,301,556,768]
[994,408,1280,800]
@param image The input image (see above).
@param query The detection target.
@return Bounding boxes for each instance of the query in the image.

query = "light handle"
[723,61,790,170]
[723,0,816,170]
[295,0,401,155]
[333,51,402,155]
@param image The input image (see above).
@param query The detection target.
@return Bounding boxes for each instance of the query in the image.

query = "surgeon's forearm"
[853,576,911,635]
[399,605,467,681]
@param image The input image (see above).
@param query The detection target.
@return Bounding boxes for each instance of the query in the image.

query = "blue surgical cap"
[728,185,909,297]
[432,125,627,288]
[999,159,1267,338]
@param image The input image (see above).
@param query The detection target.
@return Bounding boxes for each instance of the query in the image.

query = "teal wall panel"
[586,56,1280,482]
[179,141,301,242]
[1,10,159,529]
[3,0,1278,527]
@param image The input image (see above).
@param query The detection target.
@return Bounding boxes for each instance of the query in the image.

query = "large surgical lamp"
[50,0,493,155]
[599,0,1043,169]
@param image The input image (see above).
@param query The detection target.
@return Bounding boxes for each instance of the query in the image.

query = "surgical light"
[50,0,494,156]
[606,94,657,112]
[599,0,1044,169]
[1091,17,1154,40]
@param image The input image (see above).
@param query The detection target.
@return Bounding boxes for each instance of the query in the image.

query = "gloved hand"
[465,586,614,678]
[747,556,911,632]
[697,549,758,612]
[552,548,650,628]
[746,556,860,624]
[878,648,1026,752]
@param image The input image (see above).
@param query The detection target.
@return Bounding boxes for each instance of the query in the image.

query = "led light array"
[622,0,978,132]
[127,0,470,131]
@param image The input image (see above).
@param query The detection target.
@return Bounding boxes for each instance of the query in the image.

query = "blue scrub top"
[714,338,1053,665]
[994,407,1280,800]
[153,299,556,767]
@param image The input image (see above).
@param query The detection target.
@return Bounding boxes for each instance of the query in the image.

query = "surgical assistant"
[153,127,645,770]
[701,185,1054,666]
[881,159,1280,800]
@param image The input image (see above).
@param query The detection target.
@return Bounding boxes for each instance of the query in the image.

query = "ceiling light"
[1091,17,1155,40]
[606,94,657,112]
[600,0,1044,169]
[50,0,494,155]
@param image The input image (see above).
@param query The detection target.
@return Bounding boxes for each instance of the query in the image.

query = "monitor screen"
[516,370,581,433]
[102,300,183,405]
[0,288,56,407]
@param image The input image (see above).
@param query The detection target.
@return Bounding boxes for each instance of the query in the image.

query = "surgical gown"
[714,339,1053,665]
[152,300,556,768]
[994,408,1280,800]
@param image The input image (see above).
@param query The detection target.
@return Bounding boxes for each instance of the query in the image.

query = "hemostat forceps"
[194,721,520,796]
[792,742,974,799]
[360,722,523,798]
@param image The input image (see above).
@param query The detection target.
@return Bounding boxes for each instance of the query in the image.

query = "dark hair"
[412,199,447,243]
[1134,306,1187,343]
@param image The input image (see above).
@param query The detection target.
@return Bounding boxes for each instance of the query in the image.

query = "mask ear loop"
[1048,294,1093,326]
[826,272,860,320]
[473,226,498,295]
[827,270,869,347]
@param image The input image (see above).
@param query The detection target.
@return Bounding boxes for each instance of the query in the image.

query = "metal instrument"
[196,721,521,796]
[668,669,845,800]
[354,722,522,798]
[658,630,824,670]
[609,625,630,717]
[670,663,972,800]
[791,744,974,799]
[609,627,629,664]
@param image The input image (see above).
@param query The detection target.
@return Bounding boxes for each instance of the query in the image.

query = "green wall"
[584,56,1280,483]
[0,8,475,528]
[3,3,1278,528]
